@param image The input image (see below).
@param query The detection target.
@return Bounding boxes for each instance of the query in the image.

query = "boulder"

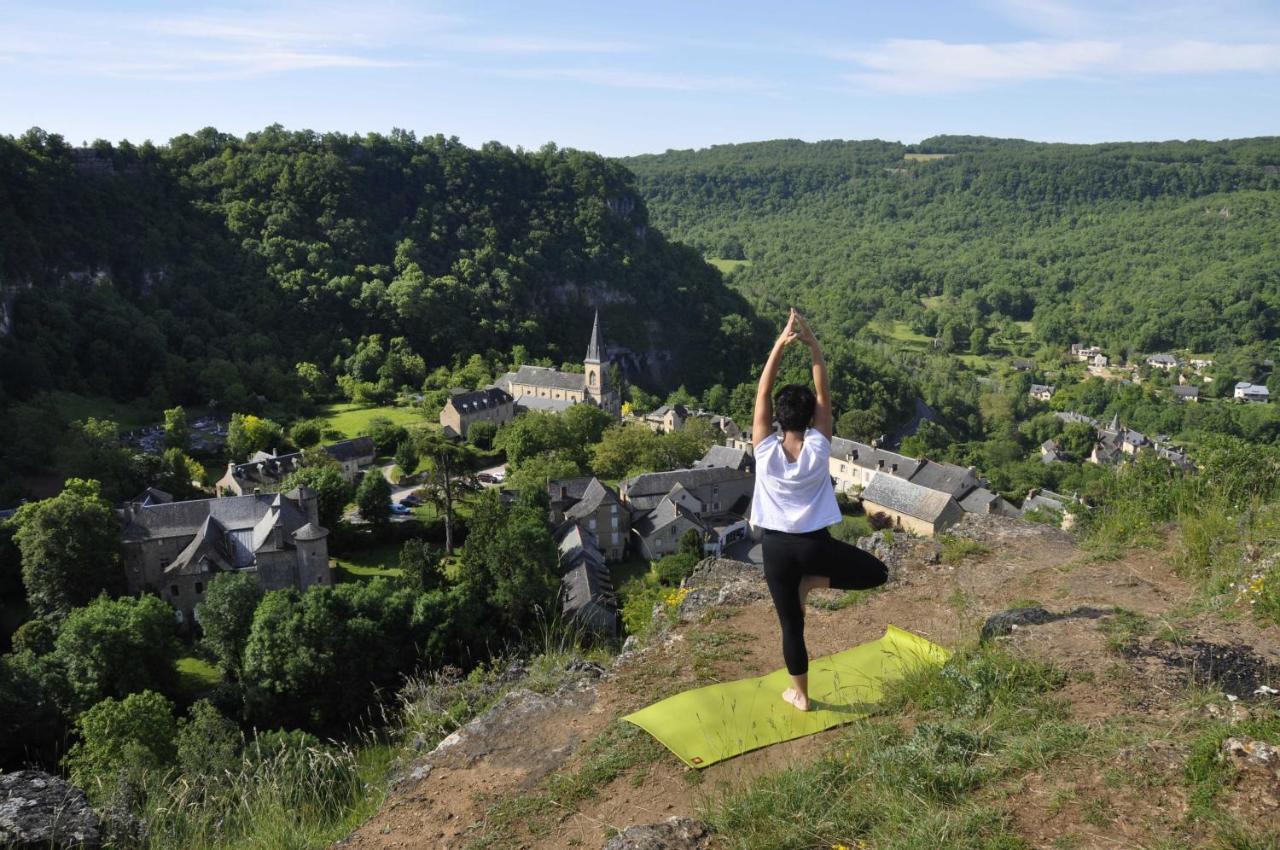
[0,770,101,849]
[603,816,715,849]
[1224,736,1280,779]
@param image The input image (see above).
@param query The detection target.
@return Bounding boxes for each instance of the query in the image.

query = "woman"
[750,309,889,711]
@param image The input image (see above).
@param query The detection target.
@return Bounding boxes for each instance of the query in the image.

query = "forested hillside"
[623,136,1280,353]
[0,126,765,409]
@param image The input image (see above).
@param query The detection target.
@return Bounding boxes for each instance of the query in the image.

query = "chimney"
[560,485,568,499]
[852,449,859,461]
[891,463,898,474]
[877,460,884,470]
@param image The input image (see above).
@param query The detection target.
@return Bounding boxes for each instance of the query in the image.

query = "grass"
[808,587,880,611]
[175,655,223,698]
[333,543,404,581]
[701,644,1074,850]
[609,553,652,589]
[319,403,427,439]
[904,152,952,161]
[44,390,158,429]
[938,534,993,564]
[706,258,751,275]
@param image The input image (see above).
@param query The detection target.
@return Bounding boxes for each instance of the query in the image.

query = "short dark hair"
[774,384,815,433]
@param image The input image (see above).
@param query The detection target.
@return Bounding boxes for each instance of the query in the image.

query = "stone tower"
[583,310,620,417]
[584,309,605,401]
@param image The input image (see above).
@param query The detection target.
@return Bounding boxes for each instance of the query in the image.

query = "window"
[195,582,203,594]
[170,584,179,597]
[588,518,597,530]
[611,516,619,529]
[612,532,619,545]
[610,504,617,514]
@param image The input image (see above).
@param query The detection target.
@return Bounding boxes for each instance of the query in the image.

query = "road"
[343,461,509,523]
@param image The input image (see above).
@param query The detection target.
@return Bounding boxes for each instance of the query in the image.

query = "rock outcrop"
[602,816,715,850]
[0,770,101,849]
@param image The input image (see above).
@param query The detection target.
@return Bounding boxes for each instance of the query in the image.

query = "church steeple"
[584,309,603,364]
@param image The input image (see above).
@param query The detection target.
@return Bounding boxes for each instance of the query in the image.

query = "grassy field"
[903,152,952,161]
[45,391,157,429]
[333,543,405,582]
[706,258,751,275]
[175,655,222,699]
[866,320,934,349]
[320,403,428,439]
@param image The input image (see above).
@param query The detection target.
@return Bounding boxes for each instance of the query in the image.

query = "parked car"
[390,502,412,515]
[399,494,421,507]
[476,472,498,484]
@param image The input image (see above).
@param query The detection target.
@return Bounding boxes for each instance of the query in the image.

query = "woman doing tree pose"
[750,309,889,711]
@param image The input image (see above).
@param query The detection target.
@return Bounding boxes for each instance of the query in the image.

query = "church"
[494,310,621,418]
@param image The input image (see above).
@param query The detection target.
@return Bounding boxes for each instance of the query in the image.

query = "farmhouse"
[552,477,627,561]
[860,475,965,536]
[1146,354,1180,371]
[120,488,330,627]
[1029,384,1055,402]
[439,386,514,439]
[828,437,918,493]
[1235,382,1270,403]
[642,403,689,434]
[216,450,303,496]
[1172,385,1200,403]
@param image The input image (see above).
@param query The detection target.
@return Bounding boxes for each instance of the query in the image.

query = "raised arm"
[793,311,832,440]
[753,312,797,449]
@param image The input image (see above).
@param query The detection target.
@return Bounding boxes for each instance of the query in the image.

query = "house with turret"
[120,487,332,628]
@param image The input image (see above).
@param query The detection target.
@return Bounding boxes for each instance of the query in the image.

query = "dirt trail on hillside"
[338,518,1280,850]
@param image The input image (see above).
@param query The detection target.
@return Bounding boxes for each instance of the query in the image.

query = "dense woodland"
[0,126,769,490]
[624,136,1280,355]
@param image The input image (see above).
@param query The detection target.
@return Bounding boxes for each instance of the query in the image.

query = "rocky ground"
[337,515,1280,850]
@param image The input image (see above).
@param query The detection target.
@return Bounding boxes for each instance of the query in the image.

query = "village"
[104,314,1260,648]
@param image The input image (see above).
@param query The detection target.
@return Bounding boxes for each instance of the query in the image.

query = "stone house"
[828,437,918,493]
[1029,384,1055,402]
[439,387,514,439]
[620,467,753,516]
[554,477,627,561]
[324,436,377,479]
[1235,382,1270,403]
[1146,354,1180,371]
[621,467,755,559]
[216,450,303,496]
[554,522,617,638]
[494,311,621,417]
[120,487,331,628]
[630,495,708,560]
[860,475,965,536]
[692,444,753,474]
[1172,385,1200,403]
[642,404,689,434]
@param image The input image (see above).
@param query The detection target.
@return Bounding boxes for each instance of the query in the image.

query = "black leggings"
[762,528,889,676]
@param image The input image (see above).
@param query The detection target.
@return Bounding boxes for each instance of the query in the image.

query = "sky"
[2,0,1279,156]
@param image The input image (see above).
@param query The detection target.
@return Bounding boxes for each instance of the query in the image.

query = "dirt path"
[339,518,1279,850]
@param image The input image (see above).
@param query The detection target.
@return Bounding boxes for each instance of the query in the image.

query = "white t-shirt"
[749,429,843,533]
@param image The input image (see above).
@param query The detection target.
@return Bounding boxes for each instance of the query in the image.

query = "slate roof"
[692,444,752,471]
[829,438,919,477]
[906,459,983,500]
[498,365,586,393]
[631,496,704,538]
[1172,385,1200,399]
[1055,411,1100,428]
[323,436,376,462]
[513,395,578,413]
[548,476,597,504]
[166,515,237,576]
[129,487,173,507]
[584,311,603,364]
[122,492,316,544]
[564,478,621,522]
[225,451,303,487]
[554,522,616,634]
[444,387,513,416]
[861,475,959,524]
[958,487,1002,514]
[648,403,688,419]
[622,466,750,501]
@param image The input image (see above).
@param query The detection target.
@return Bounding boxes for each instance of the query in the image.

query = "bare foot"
[781,687,811,711]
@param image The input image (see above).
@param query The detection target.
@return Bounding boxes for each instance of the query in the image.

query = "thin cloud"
[838,37,1280,93]
[492,66,768,93]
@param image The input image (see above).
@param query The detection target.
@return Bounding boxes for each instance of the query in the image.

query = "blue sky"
[2,0,1278,155]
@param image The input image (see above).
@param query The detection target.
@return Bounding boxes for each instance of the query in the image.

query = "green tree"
[466,419,497,449]
[679,528,704,558]
[399,538,444,592]
[64,690,177,799]
[295,361,329,400]
[158,447,203,499]
[14,479,123,619]
[226,413,285,461]
[365,416,408,455]
[591,424,664,478]
[163,406,189,451]
[355,471,392,526]
[289,418,325,448]
[54,419,144,502]
[458,490,558,637]
[281,460,353,529]
[414,430,477,553]
[176,699,241,779]
[394,439,419,477]
[0,648,68,767]
[197,572,263,680]
[55,594,178,710]
[563,403,613,447]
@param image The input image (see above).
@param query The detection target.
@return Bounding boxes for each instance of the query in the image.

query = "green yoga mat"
[623,625,948,768]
